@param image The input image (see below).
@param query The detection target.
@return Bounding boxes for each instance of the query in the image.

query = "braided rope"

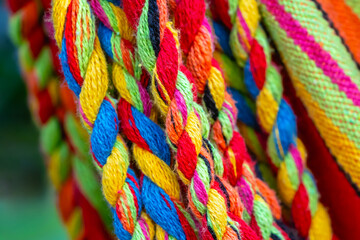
[210,0,333,238]
[122,0,261,239]
[213,52,280,193]
[90,1,199,238]
[214,51,276,186]
[52,1,158,239]
[173,1,288,239]
[7,0,112,239]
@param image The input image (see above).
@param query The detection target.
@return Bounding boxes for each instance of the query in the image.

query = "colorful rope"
[18,0,359,239]
[91,1,199,238]
[258,0,360,197]
[123,0,261,238]
[7,0,112,239]
[173,1,288,239]
[52,0,158,239]
[210,0,333,238]
[214,51,279,193]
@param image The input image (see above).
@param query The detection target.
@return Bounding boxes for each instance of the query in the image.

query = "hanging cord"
[122,0,259,238]
[52,0,157,239]
[90,1,199,238]
[8,0,112,239]
[210,0,333,238]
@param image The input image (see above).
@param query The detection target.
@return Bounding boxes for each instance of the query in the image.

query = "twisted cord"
[214,50,282,196]
[173,1,287,239]
[175,0,244,185]
[215,49,307,240]
[212,49,266,161]
[210,0,333,238]
[122,0,259,239]
[8,1,112,239]
[52,0,156,239]
[91,1,198,239]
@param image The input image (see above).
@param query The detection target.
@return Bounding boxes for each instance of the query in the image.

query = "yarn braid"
[91,1,199,238]
[123,0,259,239]
[175,0,245,187]
[214,50,283,195]
[210,0,333,238]
[52,0,156,239]
[8,1,113,239]
[213,50,276,186]
[173,1,288,239]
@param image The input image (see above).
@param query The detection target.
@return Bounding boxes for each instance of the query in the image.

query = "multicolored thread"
[92,1,198,238]
[123,0,260,238]
[8,0,112,239]
[173,1,288,239]
[52,0,156,238]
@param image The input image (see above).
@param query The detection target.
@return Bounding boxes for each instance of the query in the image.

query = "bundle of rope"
[121,0,295,239]
[51,0,316,238]
[12,0,356,239]
[7,0,112,239]
[122,0,261,239]
[210,0,333,239]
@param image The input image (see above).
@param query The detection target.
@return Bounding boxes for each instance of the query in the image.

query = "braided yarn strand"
[91,1,198,238]
[175,0,244,189]
[8,1,113,239]
[210,0,333,238]
[123,0,259,239]
[173,1,288,239]
[52,1,157,239]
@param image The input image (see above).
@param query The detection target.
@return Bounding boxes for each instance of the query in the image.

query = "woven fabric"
[310,0,360,66]
[344,0,360,18]
[259,0,360,193]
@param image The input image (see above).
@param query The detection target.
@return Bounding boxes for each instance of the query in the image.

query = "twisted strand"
[91,1,198,238]
[52,0,156,239]
[174,1,287,239]
[122,0,259,239]
[210,0,333,238]
[8,1,112,238]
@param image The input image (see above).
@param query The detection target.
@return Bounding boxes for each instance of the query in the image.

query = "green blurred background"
[0,2,67,239]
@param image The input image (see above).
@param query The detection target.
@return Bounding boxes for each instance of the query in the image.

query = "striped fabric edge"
[259,0,360,193]
[311,0,360,66]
